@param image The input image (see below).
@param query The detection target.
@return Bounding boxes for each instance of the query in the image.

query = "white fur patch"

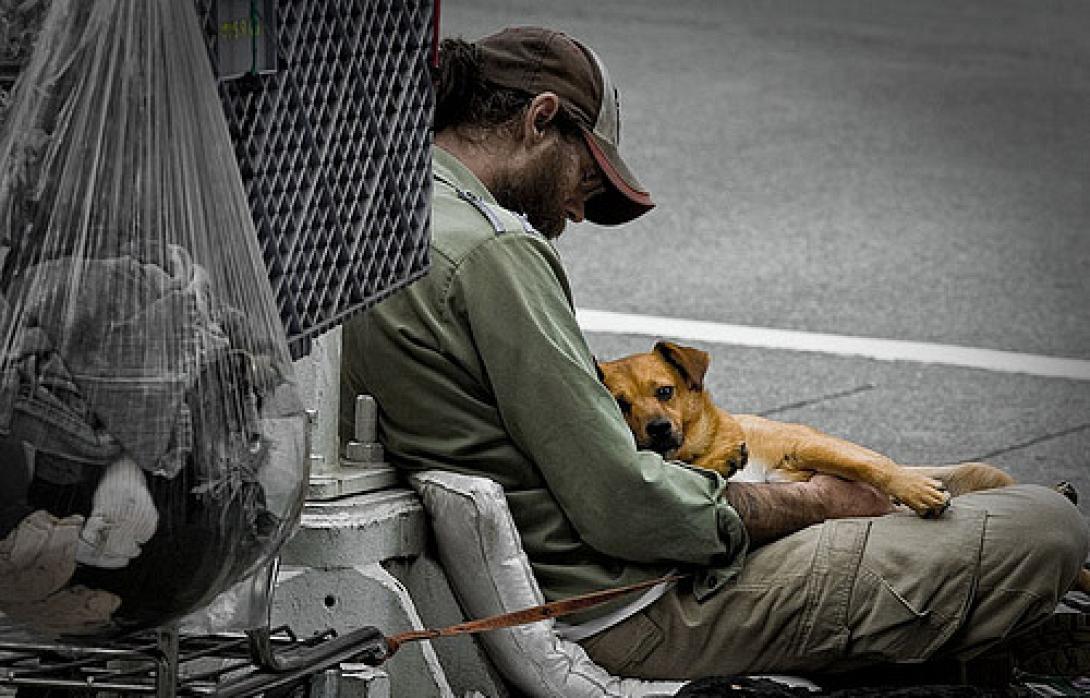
[728,456,797,483]
[729,456,773,483]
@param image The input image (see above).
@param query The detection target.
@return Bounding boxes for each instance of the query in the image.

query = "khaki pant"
[581,485,1089,679]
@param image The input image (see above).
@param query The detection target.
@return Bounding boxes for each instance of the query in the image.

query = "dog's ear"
[654,341,709,391]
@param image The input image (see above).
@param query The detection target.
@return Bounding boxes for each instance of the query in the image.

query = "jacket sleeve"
[448,234,748,567]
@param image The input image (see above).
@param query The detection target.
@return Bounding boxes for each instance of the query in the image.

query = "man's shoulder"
[430,146,548,259]
[431,183,546,266]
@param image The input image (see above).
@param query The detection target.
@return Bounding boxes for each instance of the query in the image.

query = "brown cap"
[475,27,654,225]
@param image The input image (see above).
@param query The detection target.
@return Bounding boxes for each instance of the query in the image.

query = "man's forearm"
[724,482,825,545]
[725,475,893,546]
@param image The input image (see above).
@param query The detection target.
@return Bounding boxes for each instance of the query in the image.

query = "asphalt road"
[438,2,1090,521]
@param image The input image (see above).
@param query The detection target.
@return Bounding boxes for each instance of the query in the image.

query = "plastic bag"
[0,0,308,637]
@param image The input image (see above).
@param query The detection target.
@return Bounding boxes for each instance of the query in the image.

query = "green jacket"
[340,146,748,621]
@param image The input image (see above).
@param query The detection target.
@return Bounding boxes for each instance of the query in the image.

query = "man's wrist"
[724,476,894,546]
[723,481,825,546]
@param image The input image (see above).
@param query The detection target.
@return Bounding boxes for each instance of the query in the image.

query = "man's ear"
[654,341,709,391]
[522,92,562,141]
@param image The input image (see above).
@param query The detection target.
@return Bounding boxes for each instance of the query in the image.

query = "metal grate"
[195,0,434,359]
[0,625,386,695]
[2,0,435,359]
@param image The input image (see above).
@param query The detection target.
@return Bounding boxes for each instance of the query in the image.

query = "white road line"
[576,308,1090,382]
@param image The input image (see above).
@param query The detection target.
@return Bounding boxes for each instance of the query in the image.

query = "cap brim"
[581,129,654,225]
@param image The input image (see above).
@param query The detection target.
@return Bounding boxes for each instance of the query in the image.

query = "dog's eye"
[655,386,674,401]
[615,397,631,414]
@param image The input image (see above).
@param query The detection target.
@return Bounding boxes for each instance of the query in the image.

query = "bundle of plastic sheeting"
[0,0,308,638]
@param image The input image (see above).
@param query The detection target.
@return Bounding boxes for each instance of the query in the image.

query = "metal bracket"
[307,395,399,500]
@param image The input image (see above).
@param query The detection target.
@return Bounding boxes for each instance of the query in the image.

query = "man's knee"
[968,484,1088,593]
[1027,485,1089,580]
[983,484,1086,547]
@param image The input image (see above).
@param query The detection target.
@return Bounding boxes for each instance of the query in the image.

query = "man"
[341,26,1088,680]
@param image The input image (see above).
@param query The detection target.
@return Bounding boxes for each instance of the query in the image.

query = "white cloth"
[410,470,686,698]
[0,509,82,603]
[554,576,677,642]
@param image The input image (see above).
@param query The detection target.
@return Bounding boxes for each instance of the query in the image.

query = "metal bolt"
[354,394,378,442]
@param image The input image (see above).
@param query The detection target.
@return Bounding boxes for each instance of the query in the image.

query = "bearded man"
[339,26,1088,682]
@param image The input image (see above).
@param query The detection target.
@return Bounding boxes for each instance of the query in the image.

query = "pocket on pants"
[847,571,941,661]
[844,506,987,663]
[581,611,664,675]
[795,518,873,661]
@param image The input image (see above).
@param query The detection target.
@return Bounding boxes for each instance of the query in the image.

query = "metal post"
[155,625,179,698]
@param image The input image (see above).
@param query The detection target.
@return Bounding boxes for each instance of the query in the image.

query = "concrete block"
[386,554,510,698]
[281,489,425,568]
[273,563,453,698]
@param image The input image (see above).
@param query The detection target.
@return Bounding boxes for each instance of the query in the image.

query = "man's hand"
[725,475,893,546]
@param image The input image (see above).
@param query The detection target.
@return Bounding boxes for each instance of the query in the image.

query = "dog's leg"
[904,463,1015,498]
[737,415,952,517]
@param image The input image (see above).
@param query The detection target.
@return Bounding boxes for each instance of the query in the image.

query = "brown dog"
[597,340,1090,592]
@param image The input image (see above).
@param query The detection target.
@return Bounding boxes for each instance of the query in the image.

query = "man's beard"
[491,140,568,240]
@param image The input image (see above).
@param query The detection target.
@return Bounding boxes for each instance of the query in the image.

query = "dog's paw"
[890,473,951,518]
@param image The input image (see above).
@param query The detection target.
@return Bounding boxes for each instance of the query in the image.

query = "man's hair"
[432,37,580,140]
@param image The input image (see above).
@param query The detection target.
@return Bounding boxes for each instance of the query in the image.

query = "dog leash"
[381,572,688,661]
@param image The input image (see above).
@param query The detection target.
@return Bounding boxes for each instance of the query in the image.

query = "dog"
[596,340,1090,592]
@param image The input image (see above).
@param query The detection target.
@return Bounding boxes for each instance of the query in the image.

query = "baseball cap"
[475,27,655,225]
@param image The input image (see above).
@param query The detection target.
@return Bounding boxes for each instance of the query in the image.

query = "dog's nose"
[645,419,673,439]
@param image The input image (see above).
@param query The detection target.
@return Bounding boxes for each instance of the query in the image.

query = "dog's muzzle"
[644,418,682,456]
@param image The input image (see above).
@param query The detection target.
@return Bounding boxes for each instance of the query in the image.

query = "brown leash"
[382,573,687,660]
